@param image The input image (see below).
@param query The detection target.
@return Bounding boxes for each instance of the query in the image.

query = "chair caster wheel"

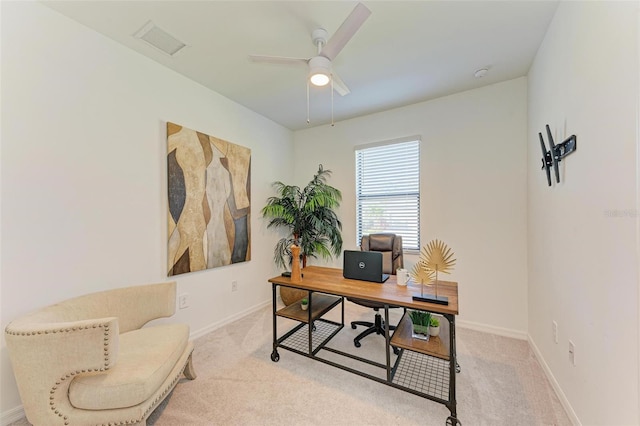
[270,351,280,362]
[351,323,357,329]
[393,346,400,355]
[354,340,361,348]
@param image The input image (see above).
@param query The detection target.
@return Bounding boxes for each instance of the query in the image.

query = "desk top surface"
[269,266,458,315]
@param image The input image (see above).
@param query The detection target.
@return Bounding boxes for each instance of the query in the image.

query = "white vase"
[429,325,440,337]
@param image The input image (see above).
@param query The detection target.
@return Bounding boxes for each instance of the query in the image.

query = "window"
[355,138,420,251]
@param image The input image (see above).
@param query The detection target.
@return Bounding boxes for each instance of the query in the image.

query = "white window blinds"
[355,139,420,251]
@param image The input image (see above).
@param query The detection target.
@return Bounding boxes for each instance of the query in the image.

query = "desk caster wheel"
[446,416,461,426]
[270,351,280,362]
[354,340,361,348]
[456,362,461,373]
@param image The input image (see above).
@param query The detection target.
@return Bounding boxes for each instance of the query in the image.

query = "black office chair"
[348,234,403,348]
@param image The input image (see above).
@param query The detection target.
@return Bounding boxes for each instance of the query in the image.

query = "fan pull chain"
[306,80,310,125]
[331,76,335,127]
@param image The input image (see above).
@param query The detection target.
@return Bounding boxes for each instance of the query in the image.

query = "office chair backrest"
[360,233,404,275]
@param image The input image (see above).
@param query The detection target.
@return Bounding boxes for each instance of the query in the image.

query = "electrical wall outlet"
[178,293,189,309]
[231,281,238,292]
[552,320,558,344]
[569,340,575,366]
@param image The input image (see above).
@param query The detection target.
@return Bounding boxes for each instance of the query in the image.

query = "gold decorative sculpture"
[411,239,456,305]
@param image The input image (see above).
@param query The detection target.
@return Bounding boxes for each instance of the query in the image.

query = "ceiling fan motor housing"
[311,28,329,49]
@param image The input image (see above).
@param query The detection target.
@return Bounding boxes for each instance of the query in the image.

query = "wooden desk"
[268,266,460,425]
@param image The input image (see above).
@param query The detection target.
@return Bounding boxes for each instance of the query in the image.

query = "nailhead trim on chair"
[5,323,113,426]
[5,322,109,336]
[6,324,193,425]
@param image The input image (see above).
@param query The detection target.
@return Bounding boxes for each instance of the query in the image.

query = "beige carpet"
[10,302,571,426]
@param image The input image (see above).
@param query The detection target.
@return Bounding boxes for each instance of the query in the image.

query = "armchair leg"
[183,353,197,380]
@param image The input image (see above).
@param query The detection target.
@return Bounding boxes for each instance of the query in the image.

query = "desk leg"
[445,313,459,425]
[384,304,391,381]
[270,284,280,362]
[308,292,313,354]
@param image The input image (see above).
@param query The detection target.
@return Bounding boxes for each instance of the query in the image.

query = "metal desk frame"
[269,267,461,426]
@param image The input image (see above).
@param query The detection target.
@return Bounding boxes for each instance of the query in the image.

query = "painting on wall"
[167,122,251,276]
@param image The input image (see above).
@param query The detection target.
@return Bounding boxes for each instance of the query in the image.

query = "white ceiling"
[43,1,559,131]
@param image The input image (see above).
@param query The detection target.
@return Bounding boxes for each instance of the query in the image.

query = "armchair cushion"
[69,323,189,410]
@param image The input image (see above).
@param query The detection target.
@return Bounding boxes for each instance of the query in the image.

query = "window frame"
[354,136,421,252]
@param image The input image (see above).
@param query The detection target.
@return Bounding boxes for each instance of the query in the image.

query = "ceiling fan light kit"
[309,56,331,87]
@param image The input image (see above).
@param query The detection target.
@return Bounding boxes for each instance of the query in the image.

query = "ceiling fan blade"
[331,72,350,96]
[321,3,371,61]
[248,55,309,65]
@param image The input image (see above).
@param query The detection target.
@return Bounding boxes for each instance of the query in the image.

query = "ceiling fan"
[249,2,371,97]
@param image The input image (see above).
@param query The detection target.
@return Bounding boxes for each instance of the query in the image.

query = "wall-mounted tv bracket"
[539,124,577,186]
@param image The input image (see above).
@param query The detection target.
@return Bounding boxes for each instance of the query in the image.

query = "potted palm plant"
[262,164,343,305]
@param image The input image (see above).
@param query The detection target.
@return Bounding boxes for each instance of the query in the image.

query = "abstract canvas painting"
[167,122,251,276]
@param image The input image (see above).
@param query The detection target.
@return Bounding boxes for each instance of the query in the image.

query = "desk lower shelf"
[276,294,341,323]
[391,313,450,360]
[392,350,450,402]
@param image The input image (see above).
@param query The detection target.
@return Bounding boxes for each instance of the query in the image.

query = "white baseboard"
[457,319,528,340]
[528,336,581,426]
[457,320,579,425]
[189,299,271,340]
[1,405,25,426]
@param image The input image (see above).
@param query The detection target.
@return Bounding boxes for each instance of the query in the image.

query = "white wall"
[527,1,639,424]
[293,78,529,336]
[0,2,293,418]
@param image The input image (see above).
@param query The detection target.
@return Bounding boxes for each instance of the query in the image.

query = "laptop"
[343,250,390,283]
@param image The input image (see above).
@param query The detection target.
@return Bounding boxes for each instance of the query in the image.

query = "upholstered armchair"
[349,233,404,347]
[360,233,404,275]
[4,282,195,426]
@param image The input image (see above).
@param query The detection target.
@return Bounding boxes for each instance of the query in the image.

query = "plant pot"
[301,302,308,311]
[429,325,440,337]
[412,324,430,335]
[280,287,308,306]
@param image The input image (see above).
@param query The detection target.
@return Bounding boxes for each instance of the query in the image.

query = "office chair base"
[351,314,397,352]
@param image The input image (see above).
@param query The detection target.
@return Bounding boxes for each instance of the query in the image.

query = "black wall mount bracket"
[539,124,577,186]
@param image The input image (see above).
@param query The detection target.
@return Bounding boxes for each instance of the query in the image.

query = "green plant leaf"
[262,164,343,269]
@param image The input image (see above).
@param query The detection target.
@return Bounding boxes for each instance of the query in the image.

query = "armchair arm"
[5,317,119,425]
[392,235,403,260]
[392,235,404,271]
[360,235,370,251]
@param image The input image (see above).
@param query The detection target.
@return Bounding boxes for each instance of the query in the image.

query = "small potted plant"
[300,298,309,311]
[409,310,431,340]
[429,316,440,337]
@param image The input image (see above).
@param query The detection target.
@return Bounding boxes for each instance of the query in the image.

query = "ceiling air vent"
[133,21,186,56]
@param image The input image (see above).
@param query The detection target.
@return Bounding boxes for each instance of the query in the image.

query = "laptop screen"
[343,250,390,283]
